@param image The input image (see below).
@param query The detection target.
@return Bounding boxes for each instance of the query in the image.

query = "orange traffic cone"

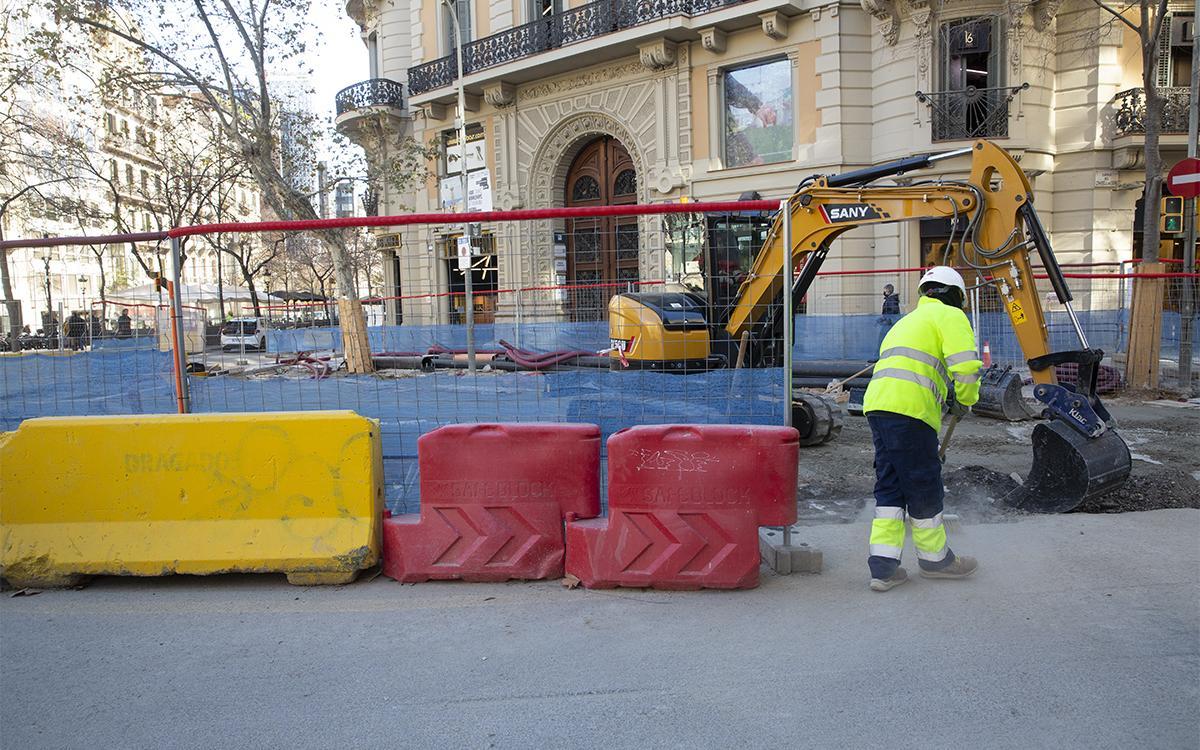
[982,340,992,368]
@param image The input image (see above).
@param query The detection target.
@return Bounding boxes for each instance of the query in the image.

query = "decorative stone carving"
[759,11,789,40]
[861,0,900,46]
[1032,0,1062,28]
[699,27,726,54]
[518,61,645,102]
[484,81,516,108]
[1006,0,1025,77]
[912,7,933,84]
[638,39,677,71]
[527,112,648,208]
[424,102,447,121]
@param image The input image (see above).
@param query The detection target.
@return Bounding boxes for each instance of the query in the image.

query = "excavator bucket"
[971,367,1029,421]
[1010,420,1132,513]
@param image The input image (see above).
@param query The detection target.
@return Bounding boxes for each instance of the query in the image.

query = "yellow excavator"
[608,140,1131,512]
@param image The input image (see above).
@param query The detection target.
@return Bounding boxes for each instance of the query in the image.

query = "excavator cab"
[608,140,1132,511]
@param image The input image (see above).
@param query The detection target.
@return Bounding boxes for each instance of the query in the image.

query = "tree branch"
[1088,0,1140,32]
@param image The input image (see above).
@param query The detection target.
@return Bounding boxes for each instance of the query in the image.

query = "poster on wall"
[467,169,492,212]
[439,168,492,213]
[445,123,487,175]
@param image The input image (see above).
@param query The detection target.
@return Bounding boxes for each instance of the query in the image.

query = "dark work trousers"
[866,411,957,579]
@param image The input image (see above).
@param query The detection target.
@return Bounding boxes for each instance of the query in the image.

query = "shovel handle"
[938,415,960,463]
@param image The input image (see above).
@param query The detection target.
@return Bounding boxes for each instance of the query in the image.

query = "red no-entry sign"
[1167,157,1200,199]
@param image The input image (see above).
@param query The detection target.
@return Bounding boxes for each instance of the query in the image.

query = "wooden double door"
[564,136,639,320]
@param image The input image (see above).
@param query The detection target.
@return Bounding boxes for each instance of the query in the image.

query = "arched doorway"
[564,136,639,320]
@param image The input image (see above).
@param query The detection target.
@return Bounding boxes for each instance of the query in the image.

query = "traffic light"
[1160,196,1184,234]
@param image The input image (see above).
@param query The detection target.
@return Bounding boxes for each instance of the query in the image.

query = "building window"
[613,169,637,197]
[140,170,149,192]
[527,0,560,21]
[930,16,1009,141]
[722,58,793,169]
[443,0,472,55]
[125,164,134,185]
[368,32,380,79]
[105,113,116,132]
[109,159,118,182]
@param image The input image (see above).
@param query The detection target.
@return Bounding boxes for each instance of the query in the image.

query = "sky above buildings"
[305,0,367,127]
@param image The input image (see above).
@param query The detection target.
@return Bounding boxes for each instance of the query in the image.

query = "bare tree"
[0,0,75,349]
[1090,0,1171,261]
[49,0,431,372]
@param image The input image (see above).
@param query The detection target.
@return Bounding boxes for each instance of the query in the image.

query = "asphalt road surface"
[2,509,1197,749]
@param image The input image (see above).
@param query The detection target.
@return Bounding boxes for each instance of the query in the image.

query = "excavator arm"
[720,140,1130,510]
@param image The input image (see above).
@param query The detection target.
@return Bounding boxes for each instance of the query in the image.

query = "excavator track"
[792,392,844,447]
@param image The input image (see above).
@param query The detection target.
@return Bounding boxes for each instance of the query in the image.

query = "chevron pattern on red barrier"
[566,424,798,590]
[383,423,601,583]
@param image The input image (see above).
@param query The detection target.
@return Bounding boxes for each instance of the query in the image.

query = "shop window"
[438,233,497,324]
[722,58,793,169]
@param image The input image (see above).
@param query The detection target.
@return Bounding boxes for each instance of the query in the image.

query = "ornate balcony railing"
[1112,87,1189,137]
[409,0,748,95]
[335,78,407,116]
[916,83,1028,142]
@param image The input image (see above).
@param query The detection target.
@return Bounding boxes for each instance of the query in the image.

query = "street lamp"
[441,0,476,373]
[41,255,52,329]
[263,269,273,322]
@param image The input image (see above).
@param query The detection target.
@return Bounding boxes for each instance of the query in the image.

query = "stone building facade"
[337,0,1193,325]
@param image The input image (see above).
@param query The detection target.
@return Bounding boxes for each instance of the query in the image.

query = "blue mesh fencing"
[0,349,176,432]
[267,321,609,354]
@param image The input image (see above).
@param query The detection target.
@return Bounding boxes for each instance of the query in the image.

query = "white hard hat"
[919,266,966,295]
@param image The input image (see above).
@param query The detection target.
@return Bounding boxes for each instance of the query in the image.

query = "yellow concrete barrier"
[1,411,382,587]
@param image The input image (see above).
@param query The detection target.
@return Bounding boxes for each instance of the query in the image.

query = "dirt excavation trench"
[791,399,1200,524]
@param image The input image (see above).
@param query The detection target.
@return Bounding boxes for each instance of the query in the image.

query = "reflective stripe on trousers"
[910,513,949,562]
[869,505,905,560]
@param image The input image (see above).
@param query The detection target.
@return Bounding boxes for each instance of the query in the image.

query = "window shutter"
[1156,13,1172,88]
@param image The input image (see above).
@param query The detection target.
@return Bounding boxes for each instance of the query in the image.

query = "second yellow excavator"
[608,140,1131,512]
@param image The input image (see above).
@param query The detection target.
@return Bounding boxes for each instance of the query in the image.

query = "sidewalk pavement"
[2,509,1197,749]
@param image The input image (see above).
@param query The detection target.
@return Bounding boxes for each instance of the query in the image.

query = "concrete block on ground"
[759,529,823,574]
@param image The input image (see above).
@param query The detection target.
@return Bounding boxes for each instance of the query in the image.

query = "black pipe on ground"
[792,360,876,377]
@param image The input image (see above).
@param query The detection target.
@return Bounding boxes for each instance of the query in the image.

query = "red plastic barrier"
[566,425,799,591]
[382,423,601,583]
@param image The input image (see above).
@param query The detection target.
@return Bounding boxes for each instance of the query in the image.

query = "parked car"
[220,318,267,351]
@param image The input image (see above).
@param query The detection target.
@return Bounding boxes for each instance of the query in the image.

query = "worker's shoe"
[869,567,909,592]
[919,555,978,579]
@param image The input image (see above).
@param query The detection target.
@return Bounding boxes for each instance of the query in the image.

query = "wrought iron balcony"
[1112,87,1189,137]
[335,78,407,116]
[916,83,1028,142]
[409,0,748,95]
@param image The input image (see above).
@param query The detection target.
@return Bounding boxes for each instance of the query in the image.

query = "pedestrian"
[876,283,902,349]
[881,284,900,315]
[116,309,132,339]
[861,266,982,591]
[65,311,86,350]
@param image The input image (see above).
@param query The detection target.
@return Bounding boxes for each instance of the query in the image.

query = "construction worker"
[862,266,982,591]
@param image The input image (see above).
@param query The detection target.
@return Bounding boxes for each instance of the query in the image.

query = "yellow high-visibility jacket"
[863,296,983,432]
